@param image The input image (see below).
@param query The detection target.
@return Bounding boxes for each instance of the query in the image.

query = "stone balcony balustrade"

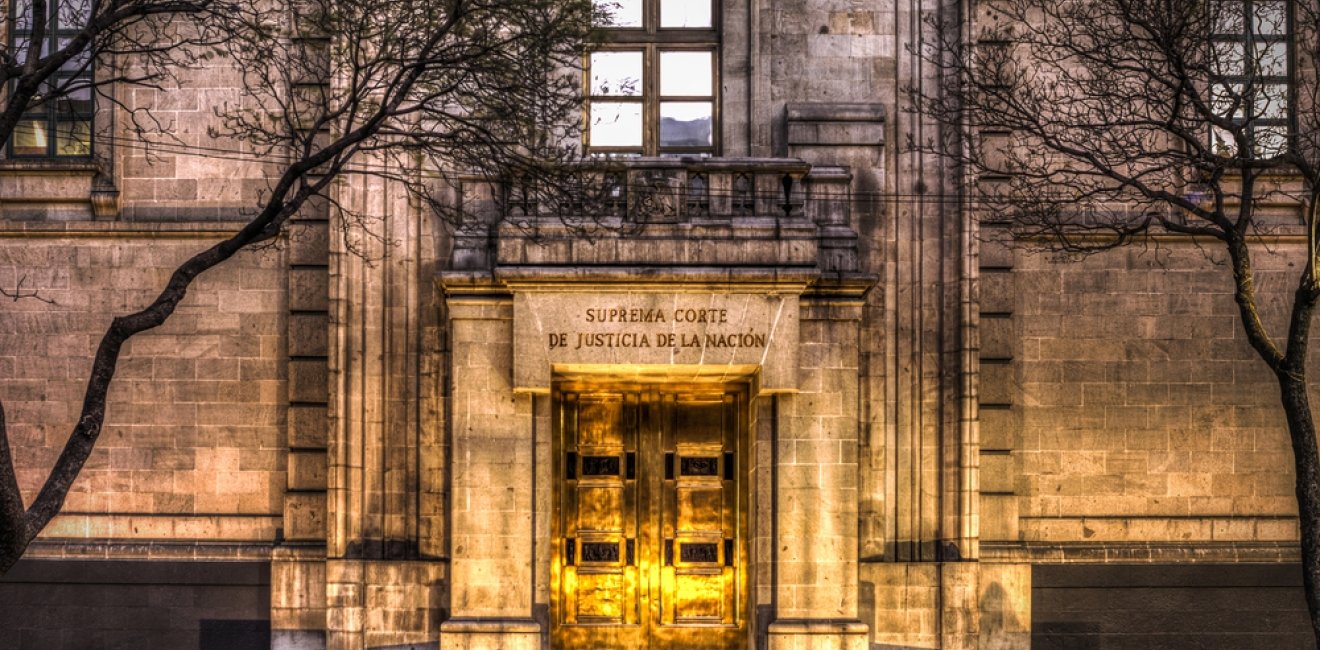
[447,157,860,278]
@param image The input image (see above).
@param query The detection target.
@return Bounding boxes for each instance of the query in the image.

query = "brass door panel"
[553,386,747,650]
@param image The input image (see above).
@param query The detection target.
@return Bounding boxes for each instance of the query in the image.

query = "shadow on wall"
[0,559,270,650]
[1032,564,1316,650]
[980,581,1032,650]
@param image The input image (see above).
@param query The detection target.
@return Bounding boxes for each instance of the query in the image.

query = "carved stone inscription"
[513,292,799,390]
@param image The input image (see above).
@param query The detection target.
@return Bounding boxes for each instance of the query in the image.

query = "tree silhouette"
[916,0,1320,642]
[0,0,596,574]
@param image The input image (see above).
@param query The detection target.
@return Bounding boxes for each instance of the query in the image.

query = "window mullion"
[645,44,657,156]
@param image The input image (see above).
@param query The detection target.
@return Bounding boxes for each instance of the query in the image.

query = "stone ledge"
[0,159,99,172]
[40,513,281,541]
[440,619,541,634]
[496,266,820,289]
[768,619,869,650]
[785,103,886,123]
[439,618,542,650]
[0,219,246,236]
[786,102,885,147]
[21,539,277,561]
[981,540,1301,564]
[769,620,870,634]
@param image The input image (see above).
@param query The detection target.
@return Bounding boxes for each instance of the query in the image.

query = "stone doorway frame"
[546,376,757,650]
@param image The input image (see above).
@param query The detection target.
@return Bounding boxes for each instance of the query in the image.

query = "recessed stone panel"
[512,292,800,390]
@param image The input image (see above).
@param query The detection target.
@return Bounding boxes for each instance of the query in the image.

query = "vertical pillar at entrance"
[768,293,870,650]
[440,293,541,650]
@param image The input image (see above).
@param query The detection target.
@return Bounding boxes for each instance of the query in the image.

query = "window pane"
[12,37,50,65]
[13,0,32,30]
[55,119,90,156]
[1213,41,1245,76]
[594,0,641,27]
[1258,41,1287,76]
[659,101,712,147]
[12,119,49,156]
[1211,83,1244,119]
[1255,83,1287,119]
[591,102,643,147]
[660,51,712,96]
[1213,1,1244,34]
[660,0,711,28]
[57,0,91,29]
[1253,1,1286,35]
[590,51,642,96]
[55,85,93,116]
[1210,126,1237,156]
[1253,125,1287,157]
[57,37,92,71]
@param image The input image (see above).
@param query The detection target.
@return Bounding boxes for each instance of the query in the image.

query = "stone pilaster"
[325,170,444,649]
[769,283,871,650]
[437,285,541,650]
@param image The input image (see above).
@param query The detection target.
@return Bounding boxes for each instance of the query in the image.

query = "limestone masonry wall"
[0,228,287,544]
[1007,243,1306,548]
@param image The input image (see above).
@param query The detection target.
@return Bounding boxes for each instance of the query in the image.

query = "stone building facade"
[0,0,1315,649]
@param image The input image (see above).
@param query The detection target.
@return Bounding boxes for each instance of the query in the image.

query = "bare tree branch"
[0,275,56,305]
[0,0,598,576]
[912,0,1320,642]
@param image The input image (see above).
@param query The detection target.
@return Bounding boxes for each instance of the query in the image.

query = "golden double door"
[552,386,748,650]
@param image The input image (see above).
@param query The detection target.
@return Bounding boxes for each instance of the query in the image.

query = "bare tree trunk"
[0,404,29,573]
[0,186,309,577]
[1279,373,1320,646]
[1229,235,1320,646]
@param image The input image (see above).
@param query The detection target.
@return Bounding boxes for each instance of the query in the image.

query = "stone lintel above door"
[438,157,874,394]
[512,289,802,392]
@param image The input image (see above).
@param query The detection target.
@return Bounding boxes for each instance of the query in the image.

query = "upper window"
[587,0,718,156]
[1209,0,1290,158]
[7,0,94,158]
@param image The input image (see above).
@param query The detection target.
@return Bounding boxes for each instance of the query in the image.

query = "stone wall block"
[289,313,329,357]
[289,268,330,312]
[288,451,328,490]
[980,363,1015,406]
[271,556,329,636]
[978,564,1030,649]
[980,237,1014,269]
[980,316,1014,360]
[981,494,1020,542]
[981,453,1015,494]
[289,359,329,403]
[981,271,1015,314]
[289,405,329,448]
[284,492,327,540]
[980,408,1019,451]
[862,563,939,649]
[288,221,330,266]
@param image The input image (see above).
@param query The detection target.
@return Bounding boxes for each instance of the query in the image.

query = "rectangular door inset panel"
[680,456,720,476]
[583,455,622,476]
[677,488,724,531]
[574,487,623,531]
[672,572,725,619]
[553,387,747,650]
[574,571,627,619]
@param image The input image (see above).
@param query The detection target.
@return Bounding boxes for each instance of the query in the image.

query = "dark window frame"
[586,0,720,156]
[7,0,95,159]
[1208,0,1292,158]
